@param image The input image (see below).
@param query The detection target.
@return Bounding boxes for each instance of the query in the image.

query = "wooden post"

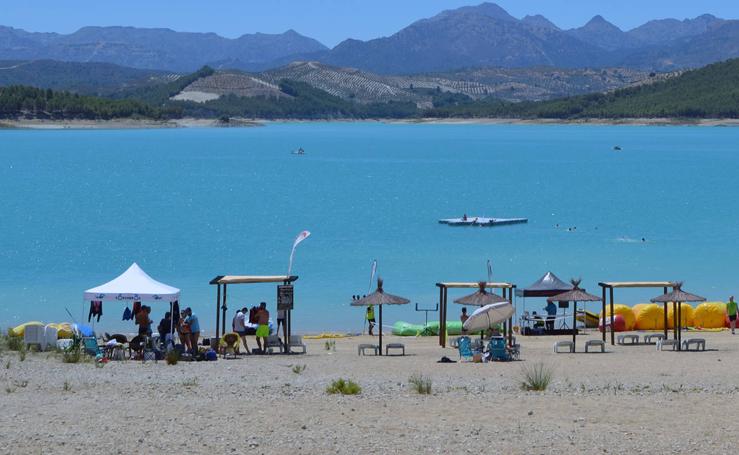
[663,287,668,339]
[215,284,221,340]
[675,302,683,351]
[572,301,577,349]
[379,304,383,356]
[221,284,228,337]
[601,286,607,342]
[673,302,677,341]
[438,285,445,347]
[609,287,615,345]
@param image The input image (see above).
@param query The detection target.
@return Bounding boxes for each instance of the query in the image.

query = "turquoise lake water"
[1,123,738,333]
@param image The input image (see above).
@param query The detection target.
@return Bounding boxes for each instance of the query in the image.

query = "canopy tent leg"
[215,284,221,340]
[572,301,577,349]
[221,284,228,337]
[609,287,615,345]
[663,287,668,339]
[438,286,446,348]
[378,304,383,356]
[601,287,606,342]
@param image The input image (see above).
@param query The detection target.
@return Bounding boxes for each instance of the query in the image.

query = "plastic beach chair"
[23,325,45,351]
[288,335,307,354]
[457,336,473,361]
[82,337,101,356]
[43,325,58,351]
[265,336,284,354]
[487,336,515,361]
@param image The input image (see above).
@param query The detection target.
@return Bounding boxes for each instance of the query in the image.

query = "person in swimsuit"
[184,308,200,354]
[255,302,270,353]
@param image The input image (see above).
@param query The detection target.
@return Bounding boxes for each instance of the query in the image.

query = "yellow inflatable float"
[692,302,727,329]
[9,321,44,337]
[634,304,665,330]
[601,304,636,331]
[666,303,694,328]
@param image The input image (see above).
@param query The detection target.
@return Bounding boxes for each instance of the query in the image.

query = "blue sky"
[5,1,739,47]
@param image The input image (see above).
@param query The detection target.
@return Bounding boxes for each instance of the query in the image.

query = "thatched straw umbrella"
[650,282,705,350]
[351,278,409,355]
[548,279,602,350]
[453,282,508,340]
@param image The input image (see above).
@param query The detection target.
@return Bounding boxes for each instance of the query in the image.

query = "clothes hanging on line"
[88,301,103,322]
[132,301,142,316]
[122,306,133,321]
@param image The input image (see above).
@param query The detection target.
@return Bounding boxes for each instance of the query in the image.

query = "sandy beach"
[2,330,738,454]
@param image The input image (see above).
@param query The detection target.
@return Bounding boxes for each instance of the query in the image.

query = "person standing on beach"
[184,308,200,354]
[276,307,287,340]
[366,304,376,336]
[255,302,270,353]
[544,301,557,332]
[233,307,250,353]
[460,307,469,324]
[728,296,737,335]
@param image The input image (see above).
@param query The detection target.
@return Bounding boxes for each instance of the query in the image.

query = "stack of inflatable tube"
[600,304,636,331]
[666,303,694,328]
[693,302,728,329]
[392,321,464,336]
[633,304,665,330]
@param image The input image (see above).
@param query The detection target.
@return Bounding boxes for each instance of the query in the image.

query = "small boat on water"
[613,145,622,151]
[439,216,528,227]
[292,147,305,155]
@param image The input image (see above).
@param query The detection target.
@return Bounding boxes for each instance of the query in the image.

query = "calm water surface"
[1,123,738,332]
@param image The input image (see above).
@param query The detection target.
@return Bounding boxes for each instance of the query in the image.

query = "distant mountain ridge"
[0,3,737,74]
[0,25,327,72]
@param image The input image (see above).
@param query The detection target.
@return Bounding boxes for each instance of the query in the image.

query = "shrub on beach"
[326,378,361,395]
[408,374,432,395]
[520,362,554,391]
[62,336,83,364]
[165,349,180,365]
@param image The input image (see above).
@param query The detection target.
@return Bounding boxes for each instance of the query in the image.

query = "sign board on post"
[277,285,294,311]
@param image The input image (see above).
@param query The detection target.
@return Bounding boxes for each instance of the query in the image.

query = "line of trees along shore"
[3,59,739,120]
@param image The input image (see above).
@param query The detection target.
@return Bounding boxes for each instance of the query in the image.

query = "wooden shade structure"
[209,275,298,352]
[598,281,675,345]
[453,282,508,306]
[436,281,516,348]
[650,284,705,351]
[548,279,602,351]
[351,278,410,356]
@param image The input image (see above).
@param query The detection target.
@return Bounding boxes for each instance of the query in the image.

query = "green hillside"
[430,59,739,119]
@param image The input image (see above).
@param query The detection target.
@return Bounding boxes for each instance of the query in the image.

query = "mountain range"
[0,3,737,75]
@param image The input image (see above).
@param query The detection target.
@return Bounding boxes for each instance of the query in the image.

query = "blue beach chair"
[487,336,518,361]
[457,336,473,361]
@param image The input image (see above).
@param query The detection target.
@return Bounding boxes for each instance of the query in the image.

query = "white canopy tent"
[84,263,180,302]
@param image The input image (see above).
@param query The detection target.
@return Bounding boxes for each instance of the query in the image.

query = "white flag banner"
[288,230,311,275]
[368,259,377,294]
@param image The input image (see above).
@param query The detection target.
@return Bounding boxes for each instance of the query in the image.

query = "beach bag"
[205,349,217,361]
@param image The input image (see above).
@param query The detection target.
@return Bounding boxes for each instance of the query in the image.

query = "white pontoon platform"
[439,217,528,227]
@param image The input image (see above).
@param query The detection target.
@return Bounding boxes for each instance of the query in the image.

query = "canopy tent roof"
[209,275,298,285]
[436,282,514,289]
[599,281,674,288]
[84,263,180,302]
[521,272,573,297]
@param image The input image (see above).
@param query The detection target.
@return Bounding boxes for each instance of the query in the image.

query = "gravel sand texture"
[2,331,739,454]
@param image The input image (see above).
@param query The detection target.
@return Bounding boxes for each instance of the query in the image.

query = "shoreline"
[2,117,739,130]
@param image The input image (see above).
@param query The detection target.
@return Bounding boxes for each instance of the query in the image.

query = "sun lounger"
[43,325,58,351]
[265,335,284,354]
[288,335,307,354]
[385,343,405,356]
[617,334,640,345]
[358,344,379,356]
[585,339,605,353]
[643,334,665,344]
[553,340,574,353]
[682,338,706,351]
